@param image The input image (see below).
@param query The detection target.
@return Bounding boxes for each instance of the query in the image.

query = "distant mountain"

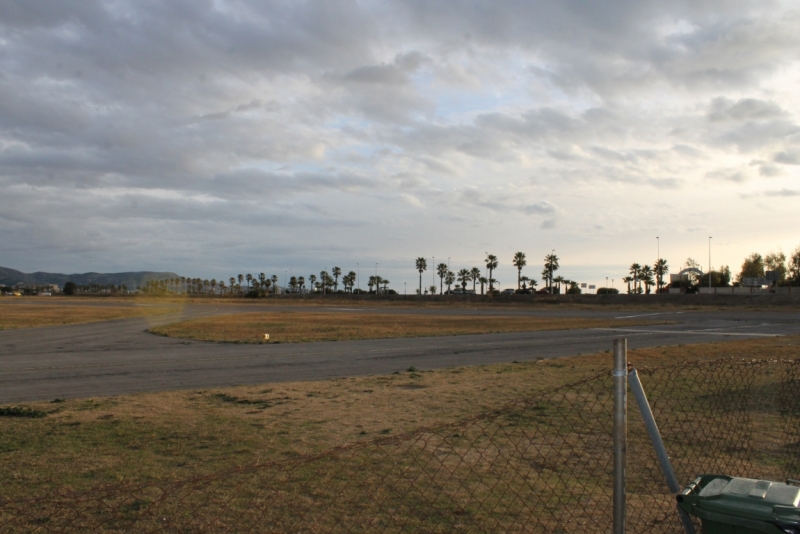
[0,266,181,289]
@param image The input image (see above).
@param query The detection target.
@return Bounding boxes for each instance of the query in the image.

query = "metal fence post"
[613,338,627,534]
[628,368,697,534]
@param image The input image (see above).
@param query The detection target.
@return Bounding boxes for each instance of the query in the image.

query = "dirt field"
[0,301,178,330]
[150,311,666,343]
[1,334,797,501]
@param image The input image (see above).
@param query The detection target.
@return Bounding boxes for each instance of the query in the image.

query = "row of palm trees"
[144,267,393,296]
[624,259,669,294]
[415,252,573,295]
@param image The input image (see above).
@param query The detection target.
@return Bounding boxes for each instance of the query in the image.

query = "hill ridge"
[0,266,181,288]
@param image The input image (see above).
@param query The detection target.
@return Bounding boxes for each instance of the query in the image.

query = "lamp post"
[708,237,712,289]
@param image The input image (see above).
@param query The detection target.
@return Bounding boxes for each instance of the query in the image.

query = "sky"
[1,0,799,292]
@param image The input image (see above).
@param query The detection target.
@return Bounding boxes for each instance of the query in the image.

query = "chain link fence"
[1,356,798,533]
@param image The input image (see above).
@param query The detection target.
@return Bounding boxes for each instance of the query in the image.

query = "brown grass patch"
[150,311,667,343]
[0,301,178,330]
[1,334,797,502]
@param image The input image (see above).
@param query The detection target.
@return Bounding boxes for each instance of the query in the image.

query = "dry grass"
[0,301,178,330]
[1,334,797,504]
[150,311,667,343]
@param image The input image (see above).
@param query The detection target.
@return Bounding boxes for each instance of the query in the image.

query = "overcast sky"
[2,0,798,291]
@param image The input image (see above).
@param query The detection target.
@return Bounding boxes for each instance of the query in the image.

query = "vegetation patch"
[150,311,667,343]
[0,406,47,418]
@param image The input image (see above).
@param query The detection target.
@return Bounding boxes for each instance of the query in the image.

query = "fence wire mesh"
[1,357,798,533]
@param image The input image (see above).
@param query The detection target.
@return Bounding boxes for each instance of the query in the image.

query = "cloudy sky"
[2,0,798,290]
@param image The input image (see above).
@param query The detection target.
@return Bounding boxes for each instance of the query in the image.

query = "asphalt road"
[2,304,799,403]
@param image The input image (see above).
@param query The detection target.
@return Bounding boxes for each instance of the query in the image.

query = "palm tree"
[629,263,642,294]
[289,276,298,293]
[347,271,356,293]
[654,259,669,293]
[298,276,306,293]
[382,279,390,293]
[245,273,252,292]
[367,276,376,294]
[271,274,278,294]
[479,276,487,295]
[543,254,559,294]
[332,267,342,292]
[180,276,186,294]
[457,269,471,291]
[553,275,565,294]
[309,274,317,292]
[623,276,633,294]
[445,270,455,293]
[429,285,437,295]
[219,281,226,294]
[229,277,236,294]
[512,252,527,289]
[237,274,244,291]
[259,273,266,289]
[641,265,654,294]
[485,254,499,292]
[436,263,448,295]
[415,257,427,295]
[319,270,328,294]
[211,279,217,295]
[470,267,481,292]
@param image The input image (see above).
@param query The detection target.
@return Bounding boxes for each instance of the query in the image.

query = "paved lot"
[1,304,799,403]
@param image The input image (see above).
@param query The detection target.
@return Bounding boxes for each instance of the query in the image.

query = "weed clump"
[0,407,46,418]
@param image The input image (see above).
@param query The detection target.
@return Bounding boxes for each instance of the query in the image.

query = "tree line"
[138,269,394,296]
[81,244,800,298]
[414,252,579,295]
[621,245,800,294]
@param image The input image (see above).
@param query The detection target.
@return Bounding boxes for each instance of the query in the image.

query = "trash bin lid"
[677,475,800,533]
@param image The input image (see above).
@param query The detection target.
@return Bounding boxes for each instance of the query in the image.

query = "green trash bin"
[677,474,800,533]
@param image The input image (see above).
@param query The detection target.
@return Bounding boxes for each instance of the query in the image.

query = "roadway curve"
[1,304,798,403]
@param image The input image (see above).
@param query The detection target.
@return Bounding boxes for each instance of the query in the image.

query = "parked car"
[500,288,516,295]
[515,289,532,294]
